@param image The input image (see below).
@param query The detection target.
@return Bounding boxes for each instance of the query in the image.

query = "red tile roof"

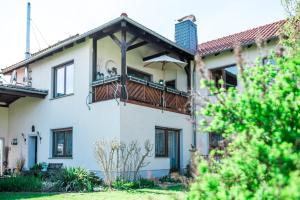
[198,20,286,56]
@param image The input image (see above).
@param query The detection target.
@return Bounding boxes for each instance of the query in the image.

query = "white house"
[0,13,285,177]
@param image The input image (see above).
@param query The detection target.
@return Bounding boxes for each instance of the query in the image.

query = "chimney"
[25,2,31,59]
[175,15,198,54]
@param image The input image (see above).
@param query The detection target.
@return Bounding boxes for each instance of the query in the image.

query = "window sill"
[50,93,74,100]
[155,156,169,158]
[49,157,73,159]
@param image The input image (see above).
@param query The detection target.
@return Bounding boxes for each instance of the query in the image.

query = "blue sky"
[0,0,286,68]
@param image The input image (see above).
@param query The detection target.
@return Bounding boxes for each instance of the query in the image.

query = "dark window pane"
[224,65,237,89]
[155,129,166,157]
[166,80,176,89]
[53,129,72,157]
[128,67,152,82]
[65,131,72,156]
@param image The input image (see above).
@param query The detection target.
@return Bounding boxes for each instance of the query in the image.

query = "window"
[262,57,276,65]
[211,65,238,89]
[209,132,224,150]
[166,80,176,89]
[127,67,152,82]
[155,128,168,157]
[53,62,74,98]
[52,128,72,158]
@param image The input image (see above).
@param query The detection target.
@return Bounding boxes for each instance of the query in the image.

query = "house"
[0,13,285,177]
[196,20,285,154]
[0,14,197,177]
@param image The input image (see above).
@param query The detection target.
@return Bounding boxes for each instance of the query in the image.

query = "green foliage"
[159,175,181,183]
[54,167,102,192]
[112,178,156,190]
[0,175,42,192]
[188,46,300,198]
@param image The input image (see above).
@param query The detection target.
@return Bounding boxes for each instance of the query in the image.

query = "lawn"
[0,186,186,200]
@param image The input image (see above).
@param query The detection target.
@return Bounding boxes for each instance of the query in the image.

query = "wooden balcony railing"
[92,76,190,115]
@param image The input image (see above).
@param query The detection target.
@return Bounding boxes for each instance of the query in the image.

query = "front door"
[0,138,4,176]
[28,136,37,169]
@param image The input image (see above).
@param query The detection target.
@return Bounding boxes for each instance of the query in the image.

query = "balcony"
[92,76,190,115]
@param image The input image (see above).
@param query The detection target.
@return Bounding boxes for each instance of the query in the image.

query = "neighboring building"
[196,20,285,154]
[0,14,285,177]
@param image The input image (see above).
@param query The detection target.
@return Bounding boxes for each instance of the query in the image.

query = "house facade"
[0,15,284,177]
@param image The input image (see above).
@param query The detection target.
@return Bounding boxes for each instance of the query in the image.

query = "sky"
[0,0,286,69]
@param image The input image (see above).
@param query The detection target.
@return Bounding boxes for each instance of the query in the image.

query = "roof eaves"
[2,16,194,74]
[1,16,124,74]
[200,35,280,57]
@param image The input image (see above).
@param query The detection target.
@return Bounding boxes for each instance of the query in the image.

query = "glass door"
[168,130,179,171]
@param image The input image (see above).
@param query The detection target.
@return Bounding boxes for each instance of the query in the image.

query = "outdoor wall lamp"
[21,133,26,143]
[31,125,35,132]
[37,131,42,143]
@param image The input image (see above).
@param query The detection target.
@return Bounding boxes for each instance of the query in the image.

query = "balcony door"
[155,127,180,172]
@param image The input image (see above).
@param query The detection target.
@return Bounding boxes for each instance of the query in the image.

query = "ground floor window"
[52,128,73,158]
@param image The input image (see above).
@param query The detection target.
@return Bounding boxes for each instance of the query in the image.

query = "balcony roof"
[0,84,48,107]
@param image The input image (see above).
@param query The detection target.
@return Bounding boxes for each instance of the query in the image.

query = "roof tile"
[198,20,286,56]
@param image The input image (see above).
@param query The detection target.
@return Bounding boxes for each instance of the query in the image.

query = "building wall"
[7,40,121,170]
[194,40,279,155]
[120,103,193,177]
[5,37,192,176]
[0,107,8,145]
[97,37,188,92]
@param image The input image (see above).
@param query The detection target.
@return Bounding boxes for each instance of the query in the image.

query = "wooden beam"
[110,34,121,48]
[127,41,148,51]
[126,25,194,60]
[120,22,127,100]
[92,38,97,81]
[143,51,169,62]
[126,36,139,47]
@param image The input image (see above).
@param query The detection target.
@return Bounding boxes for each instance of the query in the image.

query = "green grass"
[0,186,186,200]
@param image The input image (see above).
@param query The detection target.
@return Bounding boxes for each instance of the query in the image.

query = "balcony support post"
[120,21,127,100]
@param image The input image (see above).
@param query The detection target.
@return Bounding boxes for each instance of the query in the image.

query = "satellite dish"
[10,70,17,84]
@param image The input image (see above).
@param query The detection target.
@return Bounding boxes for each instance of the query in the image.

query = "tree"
[188,2,300,199]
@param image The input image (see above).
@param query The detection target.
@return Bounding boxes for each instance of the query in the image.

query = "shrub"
[139,178,156,188]
[54,167,102,192]
[188,17,300,200]
[0,175,42,192]
[112,178,156,190]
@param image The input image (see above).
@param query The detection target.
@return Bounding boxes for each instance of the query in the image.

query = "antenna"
[25,2,31,59]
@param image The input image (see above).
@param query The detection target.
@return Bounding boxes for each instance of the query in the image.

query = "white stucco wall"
[0,107,8,145]
[7,40,122,170]
[120,103,193,176]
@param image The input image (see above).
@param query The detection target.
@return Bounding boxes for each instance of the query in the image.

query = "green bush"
[54,167,102,192]
[0,175,42,192]
[112,178,156,190]
[139,178,156,188]
[188,38,300,199]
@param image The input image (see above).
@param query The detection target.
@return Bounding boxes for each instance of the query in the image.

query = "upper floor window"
[127,67,152,82]
[211,65,237,89]
[53,62,74,98]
